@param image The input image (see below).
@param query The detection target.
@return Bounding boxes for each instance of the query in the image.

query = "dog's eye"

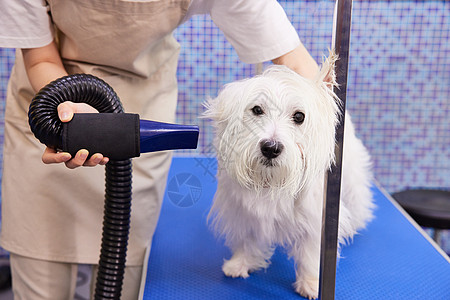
[293,111,305,124]
[251,105,264,116]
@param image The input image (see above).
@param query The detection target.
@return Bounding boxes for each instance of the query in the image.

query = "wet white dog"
[204,53,374,299]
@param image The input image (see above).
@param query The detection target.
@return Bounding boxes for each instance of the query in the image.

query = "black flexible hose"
[28,74,132,300]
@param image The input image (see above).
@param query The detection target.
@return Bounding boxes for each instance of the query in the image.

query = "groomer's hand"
[41,101,110,169]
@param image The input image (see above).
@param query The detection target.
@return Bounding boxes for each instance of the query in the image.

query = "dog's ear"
[201,85,237,125]
[315,50,338,91]
[202,86,235,123]
[202,96,221,122]
[202,81,246,124]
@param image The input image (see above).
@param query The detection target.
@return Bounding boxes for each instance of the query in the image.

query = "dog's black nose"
[260,139,284,159]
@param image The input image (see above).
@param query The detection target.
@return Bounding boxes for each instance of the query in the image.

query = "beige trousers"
[10,253,142,300]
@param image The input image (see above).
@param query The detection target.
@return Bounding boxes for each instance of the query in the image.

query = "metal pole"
[318,0,353,299]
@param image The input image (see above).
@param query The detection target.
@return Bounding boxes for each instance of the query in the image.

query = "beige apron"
[1,0,191,266]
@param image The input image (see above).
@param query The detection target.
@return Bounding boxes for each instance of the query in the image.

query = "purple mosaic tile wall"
[0,1,449,250]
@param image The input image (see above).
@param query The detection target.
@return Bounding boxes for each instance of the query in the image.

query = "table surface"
[140,157,450,300]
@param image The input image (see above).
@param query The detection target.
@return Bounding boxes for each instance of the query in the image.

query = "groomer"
[0,0,319,298]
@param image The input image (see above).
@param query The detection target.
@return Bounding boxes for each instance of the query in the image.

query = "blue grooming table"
[140,157,450,299]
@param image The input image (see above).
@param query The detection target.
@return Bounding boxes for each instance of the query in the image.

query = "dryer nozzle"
[62,113,199,159]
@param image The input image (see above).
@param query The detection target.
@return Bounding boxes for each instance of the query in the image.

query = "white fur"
[203,53,374,299]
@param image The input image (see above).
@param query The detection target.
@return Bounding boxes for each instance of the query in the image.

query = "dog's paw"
[222,257,250,278]
[294,277,319,299]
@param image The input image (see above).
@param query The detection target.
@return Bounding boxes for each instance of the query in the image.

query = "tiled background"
[0,1,448,252]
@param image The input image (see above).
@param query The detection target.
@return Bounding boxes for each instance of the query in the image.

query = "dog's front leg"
[291,234,321,299]
[222,237,274,278]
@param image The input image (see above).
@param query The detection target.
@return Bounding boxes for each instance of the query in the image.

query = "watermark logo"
[167,173,202,208]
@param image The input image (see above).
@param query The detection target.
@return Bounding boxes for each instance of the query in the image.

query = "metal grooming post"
[319,0,353,299]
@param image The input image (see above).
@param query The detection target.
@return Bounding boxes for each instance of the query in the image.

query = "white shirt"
[0,0,299,63]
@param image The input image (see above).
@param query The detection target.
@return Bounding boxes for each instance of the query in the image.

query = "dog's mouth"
[263,159,274,167]
[261,157,277,167]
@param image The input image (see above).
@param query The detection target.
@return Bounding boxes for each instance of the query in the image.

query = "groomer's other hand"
[272,44,319,80]
[41,101,110,168]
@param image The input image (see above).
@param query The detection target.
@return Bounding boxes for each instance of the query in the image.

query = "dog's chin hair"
[221,154,307,198]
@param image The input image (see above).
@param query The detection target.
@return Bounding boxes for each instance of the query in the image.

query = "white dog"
[203,53,374,299]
